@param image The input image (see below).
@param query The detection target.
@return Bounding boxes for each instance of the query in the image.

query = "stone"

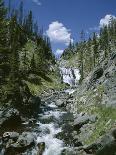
[4,132,36,155]
[90,68,104,83]
[83,143,102,154]
[74,114,97,129]
[0,108,22,128]
[112,128,116,139]
[37,142,45,155]
[55,99,65,107]
[2,132,19,142]
[15,132,35,147]
[95,141,116,155]
[72,136,83,147]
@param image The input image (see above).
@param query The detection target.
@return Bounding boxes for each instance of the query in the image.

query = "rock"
[37,142,45,155]
[14,132,35,147]
[112,128,116,139]
[84,129,116,155]
[29,118,36,125]
[2,132,19,142]
[18,80,41,116]
[55,99,65,107]
[74,114,97,129]
[4,132,36,155]
[90,68,103,83]
[110,51,116,60]
[21,95,41,116]
[0,108,22,128]
[83,143,102,154]
[61,147,87,155]
[95,141,116,155]
[72,136,83,147]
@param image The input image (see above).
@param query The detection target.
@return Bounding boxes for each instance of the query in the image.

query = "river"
[30,90,75,155]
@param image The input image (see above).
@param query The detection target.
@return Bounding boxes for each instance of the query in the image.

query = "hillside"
[0,0,64,115]
[58,18,116,154]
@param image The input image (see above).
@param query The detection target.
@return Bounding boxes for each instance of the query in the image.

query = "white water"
[65,89,76,94]
[37,123,63,155]
[36,102,65,155]
[60,67,80,86]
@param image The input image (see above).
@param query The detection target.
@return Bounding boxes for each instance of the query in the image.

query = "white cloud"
[32,0,42,6]
[46,21,73,45]
[100,14,116,27]
[88,14,116,32]
[55,49,64,57]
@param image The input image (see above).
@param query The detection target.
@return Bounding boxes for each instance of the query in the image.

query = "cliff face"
[60,50,116,149]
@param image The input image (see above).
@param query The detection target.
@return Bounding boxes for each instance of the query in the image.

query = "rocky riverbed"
[0,90,81,155]
[0,88,116,155]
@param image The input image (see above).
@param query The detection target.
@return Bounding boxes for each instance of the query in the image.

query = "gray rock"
[74,114,97,129]
[4,132,36,155]
[84,129,116,155]
[83,143,102,154]
[0,108,21,128]
[2,132,19,142]
[61,147,87,155]
[55,99,65,107]
[95,141,116,155]
[37,142,45,155]
[14,132,35,147]
[90,67,104,84]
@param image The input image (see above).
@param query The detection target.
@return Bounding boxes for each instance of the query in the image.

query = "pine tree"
[8,0,11,18]
[100,26,109,57]
[79,30,85,82]
[34,21,38,36]
[8,14,21,105]
[27,10,33,35]
[19,0,23,25]
[92,32,98,67]
[30,53,36,72]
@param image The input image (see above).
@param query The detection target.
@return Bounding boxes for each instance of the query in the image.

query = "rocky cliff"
[60,50,116,154]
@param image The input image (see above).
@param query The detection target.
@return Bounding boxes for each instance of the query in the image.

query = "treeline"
[62,17,116,82]
[0,0,55,105]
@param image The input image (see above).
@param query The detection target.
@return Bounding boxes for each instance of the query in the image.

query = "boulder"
[4,132,36,155]
[83,143,102,154]
[72,136,83,147]
[90,68,103,83]
[95,141,116,155]
[2,132,19,142]
[74,114,97,129]
[18,80,41,115]
[37,142,45,155]
[84,129,116,155]
[0,108,22,128]
[55,99,65,107]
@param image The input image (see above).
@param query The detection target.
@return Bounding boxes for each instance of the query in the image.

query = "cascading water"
[35,102,72,155]
[60,67,80,86]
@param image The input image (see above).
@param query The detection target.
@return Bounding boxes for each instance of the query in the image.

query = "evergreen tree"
[79,30,85,82]
[30,53,36,72]
[19,0,23,25]
[92,32,98,66]
[100,26,109,57]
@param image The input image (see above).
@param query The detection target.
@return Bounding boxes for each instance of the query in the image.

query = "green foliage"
[85,105,116,145]
[61,18,116,82]
[0,1,56,106]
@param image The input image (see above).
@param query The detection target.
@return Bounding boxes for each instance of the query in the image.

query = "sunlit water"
[35,102,69,155]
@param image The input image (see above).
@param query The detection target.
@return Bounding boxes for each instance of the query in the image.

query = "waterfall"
[60,67,80,86]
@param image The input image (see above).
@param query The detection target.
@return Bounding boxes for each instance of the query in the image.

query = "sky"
[5,0,116,57]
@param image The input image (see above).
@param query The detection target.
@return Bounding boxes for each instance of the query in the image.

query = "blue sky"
[5,0,116,57]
